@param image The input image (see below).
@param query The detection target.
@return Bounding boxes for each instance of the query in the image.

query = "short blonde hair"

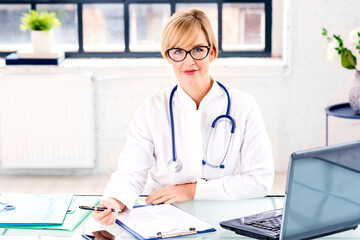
[161,9,218,59]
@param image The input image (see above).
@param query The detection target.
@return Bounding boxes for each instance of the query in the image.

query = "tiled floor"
[0,173,287,196]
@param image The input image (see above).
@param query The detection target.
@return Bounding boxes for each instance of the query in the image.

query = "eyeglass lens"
[168,46,209,62]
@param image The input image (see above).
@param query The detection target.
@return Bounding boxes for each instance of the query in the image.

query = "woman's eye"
[174,49,183,54]
[193,47,203,52]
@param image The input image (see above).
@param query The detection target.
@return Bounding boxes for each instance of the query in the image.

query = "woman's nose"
[183,53,195,65]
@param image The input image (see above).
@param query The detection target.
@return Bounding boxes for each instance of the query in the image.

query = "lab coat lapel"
[174,86,203,182]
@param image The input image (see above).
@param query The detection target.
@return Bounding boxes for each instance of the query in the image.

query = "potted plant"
[20,10,61,53]
[322,28,360,113]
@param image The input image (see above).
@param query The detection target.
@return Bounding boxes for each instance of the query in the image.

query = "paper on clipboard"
[116,204,215,240]
[0,196,101,231]
[0,193,73,226]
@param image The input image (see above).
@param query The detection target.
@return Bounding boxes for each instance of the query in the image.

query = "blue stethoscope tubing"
[168,81,236,172]
[0,202,15,212]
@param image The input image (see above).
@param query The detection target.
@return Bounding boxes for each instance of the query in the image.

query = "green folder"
[0,195,100,232]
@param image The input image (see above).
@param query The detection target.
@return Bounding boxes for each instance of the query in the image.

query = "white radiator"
[0,74,95,169]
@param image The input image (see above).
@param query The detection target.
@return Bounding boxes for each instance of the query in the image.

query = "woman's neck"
[180,77,213,108]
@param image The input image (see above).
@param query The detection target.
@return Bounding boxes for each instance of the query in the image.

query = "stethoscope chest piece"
[167,159,183,172]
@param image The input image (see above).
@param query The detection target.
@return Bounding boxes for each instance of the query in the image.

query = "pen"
[79,205,122,213]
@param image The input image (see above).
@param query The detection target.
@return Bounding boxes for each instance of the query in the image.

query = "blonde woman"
[92,9,274,225]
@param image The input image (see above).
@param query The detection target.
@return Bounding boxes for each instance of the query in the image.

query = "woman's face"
[167,31,215,88]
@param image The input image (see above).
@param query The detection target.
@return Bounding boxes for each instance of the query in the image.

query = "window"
[0,4,30,51]
[83,4,125,52]
[222,3,265,51]
[37,4,78,51]
[129,4,170,52]
[0,0,272,58]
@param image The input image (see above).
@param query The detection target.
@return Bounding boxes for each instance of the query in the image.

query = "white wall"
[1,0,360,174]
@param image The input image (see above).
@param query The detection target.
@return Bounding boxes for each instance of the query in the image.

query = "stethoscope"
[167,81,235,172]
[0,202,15,212]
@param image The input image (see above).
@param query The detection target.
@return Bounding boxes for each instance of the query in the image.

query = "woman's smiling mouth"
[183,69,198,75]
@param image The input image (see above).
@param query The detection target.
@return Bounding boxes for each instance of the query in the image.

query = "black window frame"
[0,0,272,58]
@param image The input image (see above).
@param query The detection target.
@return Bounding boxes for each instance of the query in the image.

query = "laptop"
[220,140,360,240]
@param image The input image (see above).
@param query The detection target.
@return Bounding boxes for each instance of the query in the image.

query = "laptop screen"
[281,142,360,240]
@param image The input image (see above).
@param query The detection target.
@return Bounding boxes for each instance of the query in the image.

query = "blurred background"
[0,0,359,195]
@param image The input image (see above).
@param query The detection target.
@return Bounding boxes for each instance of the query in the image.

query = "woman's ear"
[209,46,216,63]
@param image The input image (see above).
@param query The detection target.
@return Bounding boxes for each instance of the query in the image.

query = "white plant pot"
[31,30,54,53]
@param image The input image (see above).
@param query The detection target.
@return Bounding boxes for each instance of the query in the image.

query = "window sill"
[0,57,289,76]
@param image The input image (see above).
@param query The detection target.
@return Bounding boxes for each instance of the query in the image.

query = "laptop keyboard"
[246,215,282,232]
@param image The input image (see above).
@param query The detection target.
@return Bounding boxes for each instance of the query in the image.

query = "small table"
[325,102,360,145]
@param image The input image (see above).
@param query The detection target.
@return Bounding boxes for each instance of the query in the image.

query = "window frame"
[0,0,272,58]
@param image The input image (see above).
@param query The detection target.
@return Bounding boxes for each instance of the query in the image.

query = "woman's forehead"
[173,30,208,49]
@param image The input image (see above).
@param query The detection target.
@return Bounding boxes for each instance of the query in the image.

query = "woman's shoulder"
[226,85,257,105]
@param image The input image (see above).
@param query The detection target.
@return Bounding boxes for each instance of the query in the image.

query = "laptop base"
[221,222,358,240]
[233,228,278,240]
[220,221,279,240]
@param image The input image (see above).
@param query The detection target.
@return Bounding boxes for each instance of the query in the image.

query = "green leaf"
[322,28,328,36]
[341,50,357,69]
[20,10,60,31]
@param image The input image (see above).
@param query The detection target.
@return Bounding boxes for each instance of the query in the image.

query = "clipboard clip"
[156,227,197,238]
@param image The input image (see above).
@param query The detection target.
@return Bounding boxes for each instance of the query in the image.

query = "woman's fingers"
[164,197,176,205]
[153,194,173,205]
[146,188,167,204]
[91,208,112,224]
[98,210,117,225]
[146,183,196,205]
[146,186,177,204]
[91,197,125,225]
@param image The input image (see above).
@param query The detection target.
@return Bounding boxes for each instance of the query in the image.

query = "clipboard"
[0,195,100,232]
[115,204,216,240]
[0,193,73,226]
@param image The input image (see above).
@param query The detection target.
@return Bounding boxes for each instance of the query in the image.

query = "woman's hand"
[145,183,196,205]
[91,197,126,226]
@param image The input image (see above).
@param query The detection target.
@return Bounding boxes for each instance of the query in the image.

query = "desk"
[325,103,360,146]
[1,195,359,239]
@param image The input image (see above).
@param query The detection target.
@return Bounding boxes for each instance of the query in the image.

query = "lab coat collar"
[177,78,222,111]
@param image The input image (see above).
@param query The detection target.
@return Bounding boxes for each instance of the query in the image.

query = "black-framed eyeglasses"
[166,46,211,62]
[0,202,15,212]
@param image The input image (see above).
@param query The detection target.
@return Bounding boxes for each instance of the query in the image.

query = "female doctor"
[92,9,274,225]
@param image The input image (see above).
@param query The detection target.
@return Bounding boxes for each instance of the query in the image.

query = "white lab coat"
[103,81,274,210]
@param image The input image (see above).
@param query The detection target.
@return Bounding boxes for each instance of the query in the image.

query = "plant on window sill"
[20,10,61,53]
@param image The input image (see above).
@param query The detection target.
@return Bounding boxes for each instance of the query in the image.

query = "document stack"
[5,48,65,65]
[0,193,100,232]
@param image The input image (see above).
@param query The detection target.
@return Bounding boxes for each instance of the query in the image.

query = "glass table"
[1,195,359,239]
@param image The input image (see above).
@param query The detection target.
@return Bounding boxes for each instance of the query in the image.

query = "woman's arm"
[102,101,156,210]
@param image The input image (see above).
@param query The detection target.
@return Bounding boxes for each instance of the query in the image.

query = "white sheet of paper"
[0,193,73,225]
[116,204,214,239]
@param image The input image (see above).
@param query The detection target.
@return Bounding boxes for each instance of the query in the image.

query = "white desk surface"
[0,195,359,239]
